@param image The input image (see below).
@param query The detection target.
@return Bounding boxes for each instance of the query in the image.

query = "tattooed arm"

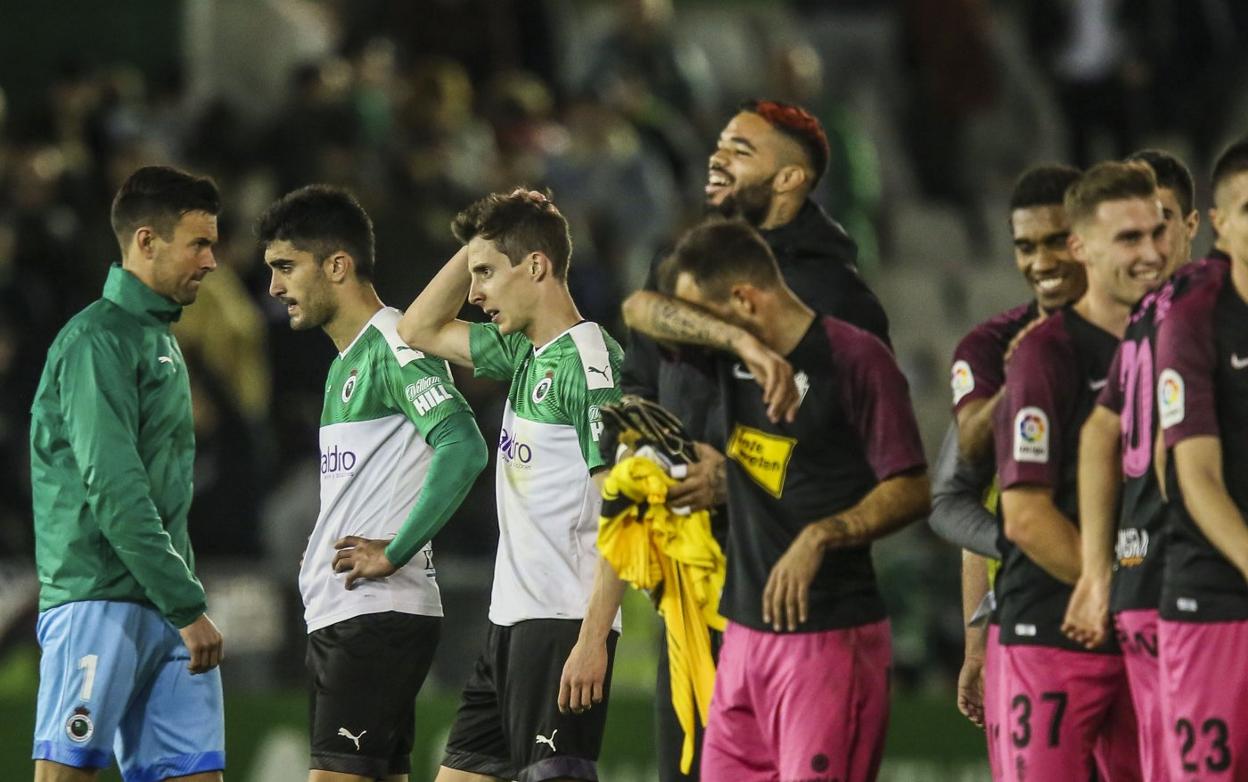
[621,290,799,422]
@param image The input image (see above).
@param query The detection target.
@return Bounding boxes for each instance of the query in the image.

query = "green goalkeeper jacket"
[30,264,206,628]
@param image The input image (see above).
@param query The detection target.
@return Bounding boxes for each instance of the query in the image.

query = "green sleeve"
[58,330,207,627]
[559,356,624,473]
[468,322,527,381]
[386,352,472,438]
[384,411,489,567]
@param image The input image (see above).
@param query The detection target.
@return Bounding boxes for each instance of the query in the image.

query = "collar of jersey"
[102,263,182,324]
[533,319,589,357]
[337,306,392,358]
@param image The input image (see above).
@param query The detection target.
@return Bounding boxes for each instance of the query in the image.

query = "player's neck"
[1073,285,1130,339]
[324,285,385,353]
[759,194,803,231]
[1232,256,1248,305]
[763,291,817,356]
[524,286,583,349]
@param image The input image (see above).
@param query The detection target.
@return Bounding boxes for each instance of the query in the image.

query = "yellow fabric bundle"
[598,455,726,774]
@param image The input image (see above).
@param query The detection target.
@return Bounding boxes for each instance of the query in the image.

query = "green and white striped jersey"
[469,320,624,627]
[301,307,471,632]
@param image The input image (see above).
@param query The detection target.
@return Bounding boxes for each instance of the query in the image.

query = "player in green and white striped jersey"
[400,189,626,782]
[260,186,488,782]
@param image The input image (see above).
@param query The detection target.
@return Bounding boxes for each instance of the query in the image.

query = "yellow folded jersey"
[598,455,726,774]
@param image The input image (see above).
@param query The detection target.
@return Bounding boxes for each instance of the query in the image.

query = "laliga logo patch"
[950,360,975,405]
[1013,406,1049,463]
[532,371,554,404]
[66,707,93,743]
[341,369,358,404]
[1158,369,1184,429]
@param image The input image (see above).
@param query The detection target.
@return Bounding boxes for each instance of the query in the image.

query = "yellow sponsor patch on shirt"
[726,424,797,498]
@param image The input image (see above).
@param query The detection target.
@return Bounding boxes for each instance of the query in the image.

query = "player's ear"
[729,283,757,317]
[324,251,352,282]
[527,252,549,281]
[1067,231,1088,264]
[773,164,808,195]
[1210,207,1225,241]
[135,226,158,259]
[1184,209,1200,239]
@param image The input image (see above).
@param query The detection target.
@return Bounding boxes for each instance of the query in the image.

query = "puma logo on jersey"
[535,729,558,751]
[587,364,611,380]
[1232,353,1248,370]
[338,727,366,750]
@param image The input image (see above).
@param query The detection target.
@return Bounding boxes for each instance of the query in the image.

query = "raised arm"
[398,245,474,367]
[621,290,798,422]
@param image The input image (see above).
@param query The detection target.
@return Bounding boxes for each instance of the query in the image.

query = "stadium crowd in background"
[5,0,1248,779]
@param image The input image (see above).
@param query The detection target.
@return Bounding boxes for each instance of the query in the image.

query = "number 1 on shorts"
[78,654,98,702]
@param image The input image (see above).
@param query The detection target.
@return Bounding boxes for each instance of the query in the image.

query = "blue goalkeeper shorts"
[33,600,225,782]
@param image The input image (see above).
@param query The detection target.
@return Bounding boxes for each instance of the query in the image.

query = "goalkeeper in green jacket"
[29,166,226,781]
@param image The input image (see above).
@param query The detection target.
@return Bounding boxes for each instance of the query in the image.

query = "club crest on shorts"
[65,707,93,743]
[1158,368,1184,429]
[950,360,975,405]
[1013,406,1049,463]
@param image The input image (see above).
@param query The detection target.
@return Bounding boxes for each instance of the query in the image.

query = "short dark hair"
[1008,164,1082,212]
[1125,149,1195,216]
[110,166,220,246]
[452,188,572,279]
[1211,137,1248,202]
[739,99,830,188]
[1064,161,1158,227]
[660,217,782,301]
[256,185,376,280]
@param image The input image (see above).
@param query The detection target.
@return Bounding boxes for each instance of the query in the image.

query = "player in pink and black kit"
[993,161,1175,781]
[1155,138,1248,781]
[928,164,1084,777]
[1062,149,1204,781]
[623,218,929,782]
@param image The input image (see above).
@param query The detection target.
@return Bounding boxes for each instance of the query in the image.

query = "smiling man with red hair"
[621,99,893,782]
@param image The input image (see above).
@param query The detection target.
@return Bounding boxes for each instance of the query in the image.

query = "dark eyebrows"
[1013,230,1067,248]
[729,136,757,152]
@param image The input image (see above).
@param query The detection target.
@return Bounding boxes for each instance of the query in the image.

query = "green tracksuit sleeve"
[58,331,207,627]
[384,411,489,567]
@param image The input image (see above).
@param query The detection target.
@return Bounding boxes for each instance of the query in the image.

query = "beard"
[709,174,775,228]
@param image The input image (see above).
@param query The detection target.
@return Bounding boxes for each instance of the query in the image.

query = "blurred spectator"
[899,0,1000,250]
[1020,0,1145,167]
[768,40,884,272]
[581,0,716,197]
